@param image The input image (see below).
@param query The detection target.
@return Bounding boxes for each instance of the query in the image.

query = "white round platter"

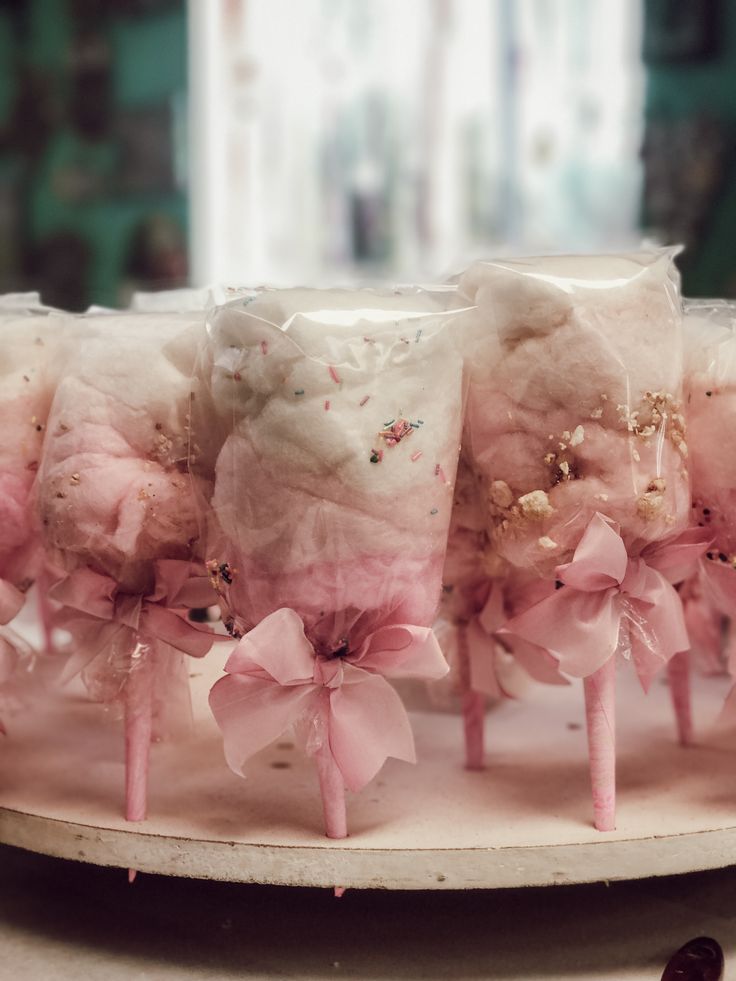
[1,653,735,890]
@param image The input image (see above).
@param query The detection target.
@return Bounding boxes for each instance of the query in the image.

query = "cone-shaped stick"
[457,623,485,770]
[124,649,154,823]
[667,650,693,746]
[315,735,347,839]
[36,568,56,656]
[461,690,486,771]
[583,657,616,832]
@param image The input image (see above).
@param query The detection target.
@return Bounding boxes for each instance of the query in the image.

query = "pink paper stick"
[462,691,486,771]
[583,657,616,832]
[667,650,693,747]
[315,718,347,839]
[36,567,56,656]
[457,624,485,770]
[124,647,154,823]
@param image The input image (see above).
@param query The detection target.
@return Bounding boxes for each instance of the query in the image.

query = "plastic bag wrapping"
[34,310,217,715]
[683,300,736,631]
[457,250,690,578]
[0,303,67,620]
[204,286,469,788]
[37,311,212,593]
[130,285,233,313]
[205,286,468,644]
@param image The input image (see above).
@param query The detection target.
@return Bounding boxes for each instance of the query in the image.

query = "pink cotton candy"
[0,312,64,603]
[458,252,690,575]
[685,301,736,618]
[37,315,211,594]
[208,290,466,650]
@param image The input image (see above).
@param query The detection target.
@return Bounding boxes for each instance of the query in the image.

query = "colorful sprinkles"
[379,418,414,446]
[410,450,423,462]
[435,463,448,483]
[369,448,384,464]
[359,395,370,407]
[324,400,330,411]
[328,365,341,384]
[261,340,268,356]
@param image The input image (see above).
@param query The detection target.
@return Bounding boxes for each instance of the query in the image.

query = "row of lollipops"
[0,251,733,840]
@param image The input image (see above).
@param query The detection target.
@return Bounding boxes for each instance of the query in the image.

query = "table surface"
[1,841,734,981]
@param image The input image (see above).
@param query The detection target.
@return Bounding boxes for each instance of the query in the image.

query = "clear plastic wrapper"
[37,312,212,593]
[205,287,466,642]
[458,250,689,575]
[0,307,60,621]
[204,287,468,835]
[684,300,736,616]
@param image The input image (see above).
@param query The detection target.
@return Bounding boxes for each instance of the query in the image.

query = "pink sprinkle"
[329,365,341,384]
[410,451,423,462]
[261,340,268,355]
[359,395,370,407]
[435,463,447,483]
[324,400,330,411]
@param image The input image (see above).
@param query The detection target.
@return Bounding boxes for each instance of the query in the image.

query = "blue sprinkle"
[417,419,424,425]
[410,422,419,429]
[294,389,305,396]
[384,418,395,427]
[430,508,438,515]
[415,328,422,343]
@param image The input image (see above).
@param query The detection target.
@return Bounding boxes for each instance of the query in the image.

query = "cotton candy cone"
[457,623,485,770]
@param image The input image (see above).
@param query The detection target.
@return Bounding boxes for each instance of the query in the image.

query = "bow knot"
[50,561,215,683]
[209,608,448,792]
[312,655,346,689]
[501,513,695,688]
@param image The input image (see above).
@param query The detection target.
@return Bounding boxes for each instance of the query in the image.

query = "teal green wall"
[645,4,736,296]
[0,1,187,309]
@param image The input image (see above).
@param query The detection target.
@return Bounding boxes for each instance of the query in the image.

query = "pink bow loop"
[556,513,628,591]
[642,527,713,585]
[500,515,689,687]
[473,580,566,688]
[51,562,215,683]
[210,608,447,792]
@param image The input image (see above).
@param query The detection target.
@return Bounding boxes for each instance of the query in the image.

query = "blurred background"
[0,0,730,309]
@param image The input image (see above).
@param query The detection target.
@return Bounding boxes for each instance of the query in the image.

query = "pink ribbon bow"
[51,560,216,683]
[469,580,566,695]
[209,608,448,792]
[500,513,691,688]
[0,578,24,625]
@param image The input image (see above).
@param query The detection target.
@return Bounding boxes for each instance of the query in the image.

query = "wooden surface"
[2,647,736,890]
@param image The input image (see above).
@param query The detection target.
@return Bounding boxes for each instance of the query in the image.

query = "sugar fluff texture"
[458,251,689,574]
[207,287,466,652]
